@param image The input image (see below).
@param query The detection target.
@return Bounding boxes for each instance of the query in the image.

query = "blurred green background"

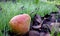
[0,0,60,36]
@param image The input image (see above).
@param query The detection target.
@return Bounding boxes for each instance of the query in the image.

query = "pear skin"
[9,14,31,34]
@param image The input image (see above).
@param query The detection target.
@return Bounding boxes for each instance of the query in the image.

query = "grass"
[0,1,59,36]
[47,0,60,5]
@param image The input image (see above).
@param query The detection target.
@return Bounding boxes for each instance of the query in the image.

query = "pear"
[9,14,31,34]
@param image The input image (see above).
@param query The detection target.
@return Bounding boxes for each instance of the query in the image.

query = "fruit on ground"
[9,14,31,34]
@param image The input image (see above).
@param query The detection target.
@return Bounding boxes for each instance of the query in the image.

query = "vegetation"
[0,0,60,36]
